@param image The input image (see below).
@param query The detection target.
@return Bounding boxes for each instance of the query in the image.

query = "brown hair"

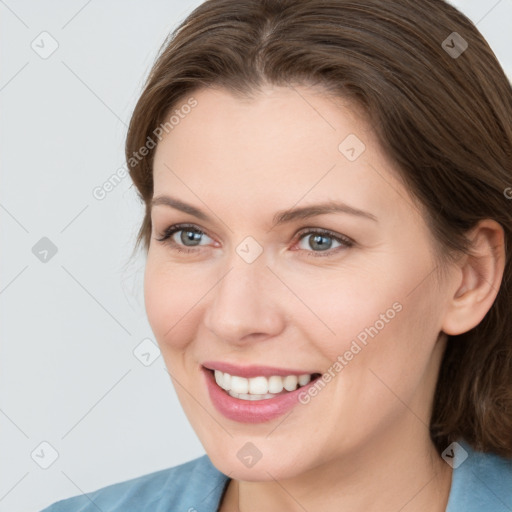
[125,0,512,457]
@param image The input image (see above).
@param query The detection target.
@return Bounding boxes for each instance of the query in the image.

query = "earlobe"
[441,219,506,336]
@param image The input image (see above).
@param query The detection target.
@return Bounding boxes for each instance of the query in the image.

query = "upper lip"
[202,361,319,378]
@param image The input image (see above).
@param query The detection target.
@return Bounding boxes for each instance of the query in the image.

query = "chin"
[206,444,311,481]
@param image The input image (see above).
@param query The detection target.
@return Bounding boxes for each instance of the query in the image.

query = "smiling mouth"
[207,368,322,401]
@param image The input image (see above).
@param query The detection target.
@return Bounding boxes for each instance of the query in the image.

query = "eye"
[155,223,214,253]
[155,223,354,258]
[295,228,353,257]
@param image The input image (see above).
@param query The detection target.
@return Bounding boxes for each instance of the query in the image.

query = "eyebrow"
[151,195,378,225]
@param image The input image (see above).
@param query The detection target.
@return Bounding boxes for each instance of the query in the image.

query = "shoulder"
[39,454,230,512]
[446,440,512,512]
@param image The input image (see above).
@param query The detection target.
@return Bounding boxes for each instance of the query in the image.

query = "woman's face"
[145,85,457,480]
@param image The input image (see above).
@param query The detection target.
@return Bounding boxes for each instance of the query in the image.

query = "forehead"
[151,85,415,226]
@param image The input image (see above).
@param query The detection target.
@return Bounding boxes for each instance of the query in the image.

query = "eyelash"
[155,223,354,258]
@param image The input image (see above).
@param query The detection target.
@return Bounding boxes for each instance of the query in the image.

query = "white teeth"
[230,375,249,394]
[248,376,268,395]
[268,375,284,394]
[298,374,311,386]
[228,391,276,400]
[283,375,298,391]
[213,370,314,400]
[214,370,232,391]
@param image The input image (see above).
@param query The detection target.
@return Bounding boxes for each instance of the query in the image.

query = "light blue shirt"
[40,440,512,511]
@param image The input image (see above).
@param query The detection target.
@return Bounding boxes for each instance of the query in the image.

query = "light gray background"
[1,1,511,511]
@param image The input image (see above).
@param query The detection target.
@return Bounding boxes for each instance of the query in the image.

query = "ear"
[441,219,506,336]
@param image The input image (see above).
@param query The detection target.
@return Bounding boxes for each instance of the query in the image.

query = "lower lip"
[202,367,319,423]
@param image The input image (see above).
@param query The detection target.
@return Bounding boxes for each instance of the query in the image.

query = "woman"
[41,0,512,510]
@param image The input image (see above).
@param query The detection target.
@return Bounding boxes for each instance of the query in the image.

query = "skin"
[144,84,505,511]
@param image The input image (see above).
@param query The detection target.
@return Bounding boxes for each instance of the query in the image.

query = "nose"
[203,257,286,346]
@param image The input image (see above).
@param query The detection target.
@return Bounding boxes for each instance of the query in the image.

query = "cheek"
[302,259,438,376]
[332,277,443,407]
[284,267,403,355]
[143,259,203,352]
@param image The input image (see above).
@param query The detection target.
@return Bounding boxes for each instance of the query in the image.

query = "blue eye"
[156,224,213,253]
[296,229,353,257]
[175,228,205,246]
[300,232,339,251]
[156,224,354,257]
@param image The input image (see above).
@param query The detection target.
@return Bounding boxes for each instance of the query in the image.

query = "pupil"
[311,234,331,251]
